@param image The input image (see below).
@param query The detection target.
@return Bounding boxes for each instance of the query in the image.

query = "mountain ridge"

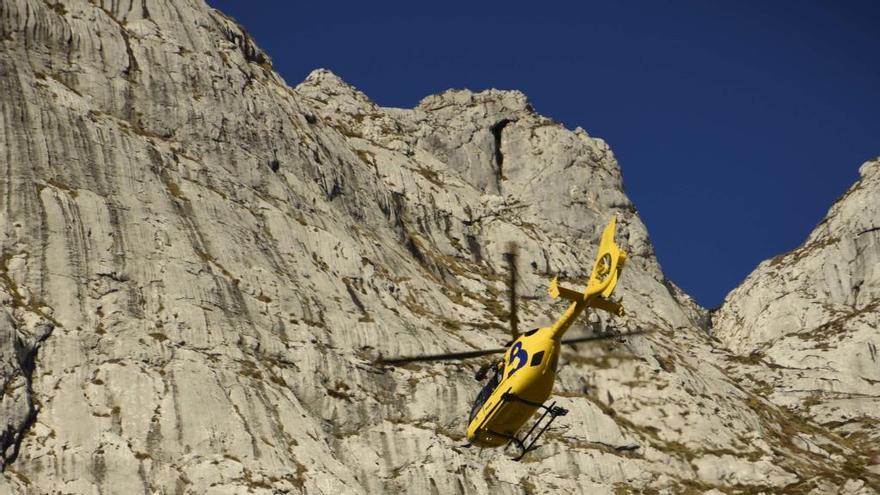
[0,1,877,493]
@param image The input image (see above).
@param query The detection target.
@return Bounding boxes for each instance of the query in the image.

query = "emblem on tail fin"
[594,253,612,282]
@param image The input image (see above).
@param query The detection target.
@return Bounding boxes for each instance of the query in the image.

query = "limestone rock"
[0,0,877,493]
[713,158,880,466]
[0,306,53,470]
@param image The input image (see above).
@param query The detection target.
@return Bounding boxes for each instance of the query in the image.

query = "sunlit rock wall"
[0,1,877,493]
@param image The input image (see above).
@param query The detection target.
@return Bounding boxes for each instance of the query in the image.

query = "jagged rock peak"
[301,68,349,86]
[297,68,373,103]
[711,156,880,469]
[859,157,880,177]
[417,87,535,115]
[296,68,539,128]
[716,155,880,327]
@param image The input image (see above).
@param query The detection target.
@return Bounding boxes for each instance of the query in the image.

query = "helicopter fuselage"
[466,327,560,446]
[465,217,627,451]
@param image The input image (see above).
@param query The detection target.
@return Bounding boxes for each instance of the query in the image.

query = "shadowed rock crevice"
[490,119,514,191]
[0,312,54,469]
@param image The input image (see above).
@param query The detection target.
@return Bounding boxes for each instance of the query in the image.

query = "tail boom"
[546,217,627,341]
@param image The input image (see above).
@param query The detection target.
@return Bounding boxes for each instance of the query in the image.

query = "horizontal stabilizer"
[591,297,624,317]
[548,276,582,302]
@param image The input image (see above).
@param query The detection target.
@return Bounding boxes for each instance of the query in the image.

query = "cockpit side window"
[468,366,503,422]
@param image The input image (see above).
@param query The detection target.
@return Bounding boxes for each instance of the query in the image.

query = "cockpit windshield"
[468,364,503,423]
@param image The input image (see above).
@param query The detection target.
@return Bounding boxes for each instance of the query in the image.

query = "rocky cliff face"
[0,1,877,493]
[712,158,880,473]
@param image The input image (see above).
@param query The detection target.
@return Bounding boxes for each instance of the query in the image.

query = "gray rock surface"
[0,0,877,493]
[713,158,880,474]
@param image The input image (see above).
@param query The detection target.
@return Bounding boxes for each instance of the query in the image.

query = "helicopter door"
[469,365,503,422]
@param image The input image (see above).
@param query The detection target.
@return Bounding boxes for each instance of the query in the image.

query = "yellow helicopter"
[379,217,633,459]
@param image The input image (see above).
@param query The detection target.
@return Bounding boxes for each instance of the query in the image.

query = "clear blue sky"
[207,0,879,309]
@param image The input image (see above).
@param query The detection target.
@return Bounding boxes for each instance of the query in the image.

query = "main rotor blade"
[377,347,508,365]
[504,243,519,341]
[561,329,650,345]
[378,330,651,365]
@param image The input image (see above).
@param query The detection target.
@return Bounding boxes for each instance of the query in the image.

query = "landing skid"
[489,393,569,461]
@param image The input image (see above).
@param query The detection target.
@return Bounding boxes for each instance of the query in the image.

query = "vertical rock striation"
[713,159,880,472]
[0,0,877,493]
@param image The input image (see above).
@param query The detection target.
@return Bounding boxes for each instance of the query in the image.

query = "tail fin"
[586,217,626,300]
[545,217,627,341]
[547,217,626,316]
